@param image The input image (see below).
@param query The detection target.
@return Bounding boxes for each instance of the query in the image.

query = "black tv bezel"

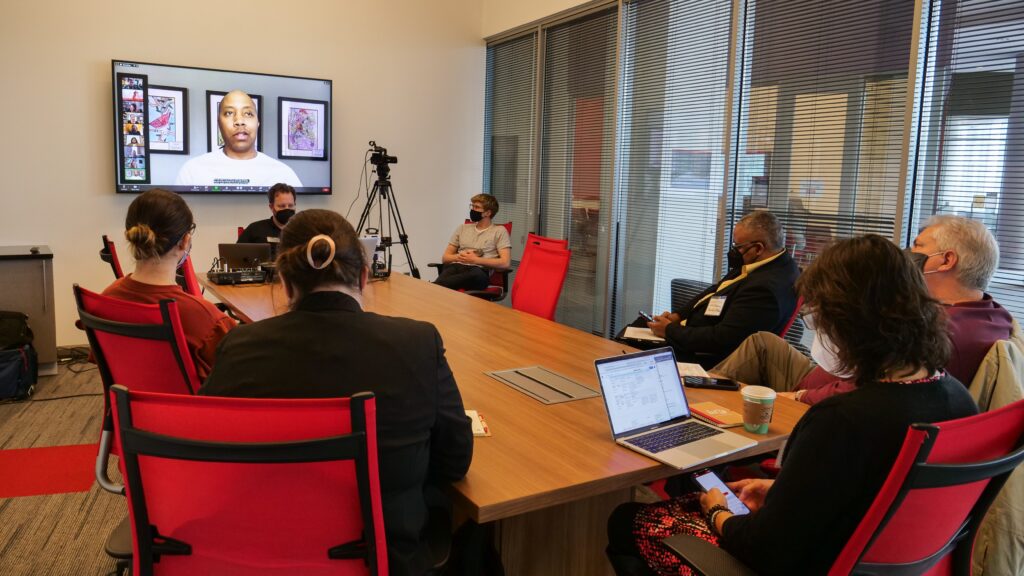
[111,59,332,196]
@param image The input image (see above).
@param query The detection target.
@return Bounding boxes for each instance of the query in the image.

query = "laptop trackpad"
[687,439,739,459]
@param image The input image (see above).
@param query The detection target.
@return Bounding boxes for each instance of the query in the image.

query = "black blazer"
[666,250,799,367]
[200,291,473,576]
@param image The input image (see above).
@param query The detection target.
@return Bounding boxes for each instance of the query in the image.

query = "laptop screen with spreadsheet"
[595,347,692,438]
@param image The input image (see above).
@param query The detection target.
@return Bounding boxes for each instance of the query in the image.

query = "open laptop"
[595,347,755,469]
[218,243,272,271]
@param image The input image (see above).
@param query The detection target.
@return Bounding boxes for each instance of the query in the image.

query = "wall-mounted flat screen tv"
[112,60,332,195]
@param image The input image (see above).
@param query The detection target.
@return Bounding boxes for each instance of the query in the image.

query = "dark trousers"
[435,264,490,291]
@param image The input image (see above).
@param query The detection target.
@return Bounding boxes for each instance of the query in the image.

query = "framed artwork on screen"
[277,97,328,161]
[206,90,262,153]
[147,85,189,154]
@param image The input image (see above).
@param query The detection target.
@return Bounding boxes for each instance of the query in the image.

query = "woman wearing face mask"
[102,188,236,381]
[607,234,978,576]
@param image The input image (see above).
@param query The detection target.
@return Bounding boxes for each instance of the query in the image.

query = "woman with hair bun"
[201,209,473,576]
[102,188,235,381]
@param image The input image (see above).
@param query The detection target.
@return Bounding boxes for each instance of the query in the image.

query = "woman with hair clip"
[103,188,235,381]
[201,209,473,576]
[606,234,979,576]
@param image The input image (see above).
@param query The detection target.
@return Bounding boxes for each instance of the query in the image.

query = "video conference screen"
[112,60,332,195]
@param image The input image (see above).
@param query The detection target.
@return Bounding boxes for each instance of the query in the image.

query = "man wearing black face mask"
[238,183,297,246]
[635,211,799,368]
[435,193,511,291]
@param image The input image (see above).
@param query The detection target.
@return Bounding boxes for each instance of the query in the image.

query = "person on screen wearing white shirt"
[175,90,302,188]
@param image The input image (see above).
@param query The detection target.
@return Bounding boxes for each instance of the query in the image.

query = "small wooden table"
[200,273,808,574]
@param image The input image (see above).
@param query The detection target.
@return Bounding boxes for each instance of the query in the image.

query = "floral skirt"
[632,493,719,576]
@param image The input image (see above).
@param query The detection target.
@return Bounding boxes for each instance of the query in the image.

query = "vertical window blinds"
[612,0,734,332]
[539,8,618,334]
[483,33,537,263]
[729,0,915,268]
[911,0,1024,316]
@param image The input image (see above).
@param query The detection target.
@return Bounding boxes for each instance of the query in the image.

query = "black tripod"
[356,152,420,279]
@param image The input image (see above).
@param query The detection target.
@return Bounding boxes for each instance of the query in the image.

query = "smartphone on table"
[693,469,750,515]
[682,376,740,391]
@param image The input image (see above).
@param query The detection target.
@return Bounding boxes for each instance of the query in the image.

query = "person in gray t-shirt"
[435,194,511,291]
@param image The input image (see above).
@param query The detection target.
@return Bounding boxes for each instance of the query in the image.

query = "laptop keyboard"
[626,421,723,453]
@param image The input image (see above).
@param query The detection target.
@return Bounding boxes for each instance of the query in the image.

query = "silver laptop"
[218,243,272,270]
[595,347,755,469]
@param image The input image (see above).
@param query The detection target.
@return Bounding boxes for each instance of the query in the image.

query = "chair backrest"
[777,295,803,338]
[237,226,244,239]
[526,232,568,252]
[75,284,201,493]
[829,399,1024,576]
[513,232,568,302]
[110,386,387,576]
[510,244,571,321]
[101,235,125,279]
[177,255,203,298]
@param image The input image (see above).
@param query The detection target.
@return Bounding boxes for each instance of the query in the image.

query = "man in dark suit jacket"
[646,210,800,367]
[201,209,472,576]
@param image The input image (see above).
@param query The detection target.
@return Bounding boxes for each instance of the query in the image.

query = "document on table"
[465,410,491,437]
[677,362,709,378]
[622,327,665,342]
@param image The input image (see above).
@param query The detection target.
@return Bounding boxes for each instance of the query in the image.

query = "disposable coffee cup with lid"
[741,385,776,434]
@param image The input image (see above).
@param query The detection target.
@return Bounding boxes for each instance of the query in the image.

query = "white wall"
[481,0,591,38]
[0,0,485,346]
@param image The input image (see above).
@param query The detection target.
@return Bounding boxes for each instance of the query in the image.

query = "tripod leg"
[356,181,381,235]
[383,181,420,278]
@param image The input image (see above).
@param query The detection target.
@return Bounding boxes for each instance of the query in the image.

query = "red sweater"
[103,275,236,381]
[796,295,1013,404]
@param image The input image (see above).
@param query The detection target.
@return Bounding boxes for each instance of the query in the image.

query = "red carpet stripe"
[0,444,98,498]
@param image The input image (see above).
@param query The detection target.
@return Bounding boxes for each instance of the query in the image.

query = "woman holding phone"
[607,234,978,575]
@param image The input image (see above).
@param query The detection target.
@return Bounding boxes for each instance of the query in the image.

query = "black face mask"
[469,209,484,223]
[727,246,745,270]
[903,247,928,271]
[274,209,295,226]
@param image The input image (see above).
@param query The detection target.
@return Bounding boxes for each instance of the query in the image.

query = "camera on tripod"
[368,141,398,167]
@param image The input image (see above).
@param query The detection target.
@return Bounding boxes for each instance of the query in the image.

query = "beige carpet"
[0,362,124,575]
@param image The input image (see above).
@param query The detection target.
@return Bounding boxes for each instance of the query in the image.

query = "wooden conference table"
[200,273,808,575]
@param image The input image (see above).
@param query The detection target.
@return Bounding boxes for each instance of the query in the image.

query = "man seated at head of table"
[712,214,1013,405]
[102,189,236,381]
[636,210,800,368]
[200,208,473,576]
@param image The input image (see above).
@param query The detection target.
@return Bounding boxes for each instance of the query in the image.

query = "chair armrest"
[427,263,443,268]
[661,534,757,576]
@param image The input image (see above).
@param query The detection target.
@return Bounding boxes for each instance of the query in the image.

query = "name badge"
[704,295,727,317]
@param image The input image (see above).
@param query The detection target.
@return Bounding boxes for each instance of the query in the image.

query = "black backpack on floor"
[0,311,37,400]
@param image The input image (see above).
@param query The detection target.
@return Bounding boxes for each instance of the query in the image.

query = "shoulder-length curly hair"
[796,234,950,385]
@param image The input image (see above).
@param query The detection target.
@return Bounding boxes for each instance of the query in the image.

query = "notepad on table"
[622,327,665,342]
[466,410,491,437]
[689,402,744,428]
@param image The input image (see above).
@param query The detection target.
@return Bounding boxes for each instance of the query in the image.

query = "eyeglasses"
[731,241,762,252]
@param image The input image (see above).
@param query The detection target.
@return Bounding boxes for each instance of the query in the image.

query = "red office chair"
[777,295,803,338]
[660,398,1024,576]
[100,235,125,279]
[510,244,571,321]
[73,285,201,570]
[237,226,245,239]
[110,385,388,576]
[428,221,514,302]
[177,254,203,297]
[512,233,568,303]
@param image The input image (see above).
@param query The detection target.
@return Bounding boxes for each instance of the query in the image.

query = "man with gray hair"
[642,210,800,367]
[713,214,1013,406]
[908,214,1013,383]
